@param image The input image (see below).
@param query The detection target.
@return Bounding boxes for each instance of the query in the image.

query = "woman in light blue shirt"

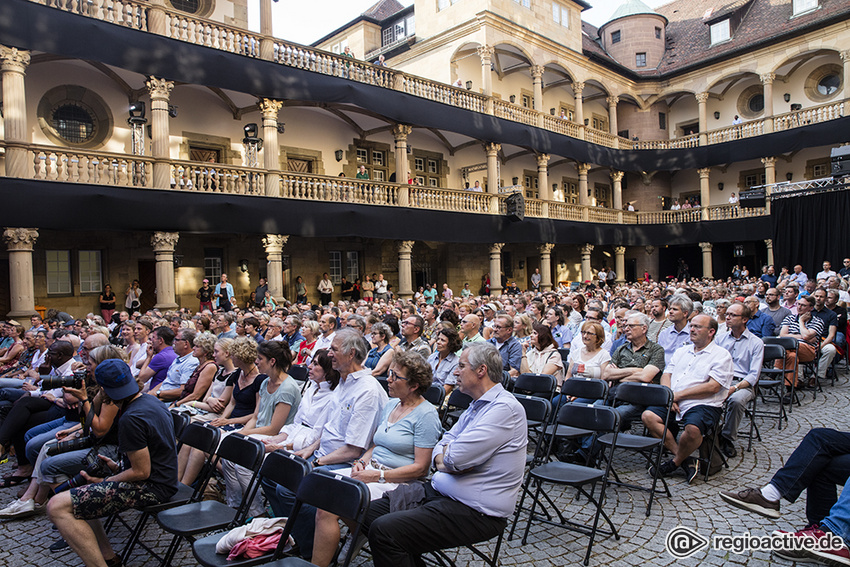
[427,325,461,396]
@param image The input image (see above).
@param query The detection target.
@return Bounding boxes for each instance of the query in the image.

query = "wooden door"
[137,260,157,313]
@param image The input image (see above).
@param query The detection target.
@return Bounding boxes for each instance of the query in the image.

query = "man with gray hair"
[657,294,693,366]
[263,328,387,558]
[364,341,527,567]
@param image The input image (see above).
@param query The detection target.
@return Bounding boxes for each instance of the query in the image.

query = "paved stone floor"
[2,369,848,567]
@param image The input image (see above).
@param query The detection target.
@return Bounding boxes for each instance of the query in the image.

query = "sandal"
[0,475,31,489]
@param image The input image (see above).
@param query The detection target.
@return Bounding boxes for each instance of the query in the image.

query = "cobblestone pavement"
[2,369,848,567]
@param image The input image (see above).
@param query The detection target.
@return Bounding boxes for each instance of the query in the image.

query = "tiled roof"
[580,0,850,77]
[362,0,405,21]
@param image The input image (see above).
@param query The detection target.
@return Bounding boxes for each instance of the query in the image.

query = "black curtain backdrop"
[1,0,849,174]
[772,189,850,275]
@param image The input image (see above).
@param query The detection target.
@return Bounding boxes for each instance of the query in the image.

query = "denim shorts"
[646,404,721,437]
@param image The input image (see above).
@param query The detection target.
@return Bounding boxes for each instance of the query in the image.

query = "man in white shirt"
[314,314,337,352]
[816,261,837,282]
[642,314,733,483]
[374,274,389,301]
[317,273,334,306]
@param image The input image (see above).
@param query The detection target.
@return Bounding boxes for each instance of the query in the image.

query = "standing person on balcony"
[125,280,142,314]
[671,199,681,210]
[318,273,334,306]
[728,192,739,204]
[215,274,235,312]
[471,180,483,192]
[356,165,369,180]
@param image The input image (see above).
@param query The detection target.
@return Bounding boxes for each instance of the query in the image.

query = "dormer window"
[611,30,621,44]
[709,19,731,45]
[792,0,818,16]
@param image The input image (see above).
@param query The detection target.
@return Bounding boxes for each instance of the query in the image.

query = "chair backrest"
[260,450,311,495]
[424,384,444,406]
[171,410,190,439]
[513,393,551,424]
[514,373,557,399]
[556,403,619,434]
[614,383,673,408]
[764,336,797,351]
[276,470,371,564]
[288,364,308,382]
[558,348,571,363]
[216,433,266,472]
[178,422,221,454]
[558,377,608,401]
[445,388,473,410]
[762,343,786,364]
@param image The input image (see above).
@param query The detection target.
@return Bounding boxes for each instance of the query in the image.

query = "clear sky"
[252,1,670,46]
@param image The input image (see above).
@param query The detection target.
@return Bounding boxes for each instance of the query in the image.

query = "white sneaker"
[0,498,39,519]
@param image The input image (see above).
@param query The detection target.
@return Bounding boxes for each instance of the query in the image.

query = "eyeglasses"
[725,313,743,318]
[622,324,645,329]
[387,369,408,381]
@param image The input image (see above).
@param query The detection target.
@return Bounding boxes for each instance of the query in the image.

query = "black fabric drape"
[1,0,848,173]
[772,189,850,275]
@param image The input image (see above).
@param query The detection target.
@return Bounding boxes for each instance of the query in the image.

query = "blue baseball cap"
[94,359,140,400]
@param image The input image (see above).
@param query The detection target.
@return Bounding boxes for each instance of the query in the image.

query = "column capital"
[761,156,777,167]
[489,242,505,254]
[606,95,619,106]
[530,65,544,79]
[536,153,550,167]
[760,73,776,85]
[0,45,31,73]
[610,170,624,182]
[841,50,850,63]
[695,92,710,104]
[146,76,174,101]
[477,45,495,60]
[151,231,179,252]
[396,240,415,254]
[259,98,283,119]
[262,234,289,252]
[764,239,773,249]
[699,242,713,252]
[614,246,626,255]
[577,162,591,175]
[538,243,555,255]
[485,142,501,156]
[645,245,655,256]
[697,167,711,178]
[579,243,594,256]
[392,124,413,141]
[3,228,38,251]
[572,81,585,95]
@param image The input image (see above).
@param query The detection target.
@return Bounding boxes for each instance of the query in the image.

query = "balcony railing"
[26,0,847,151]
[30,144,153,187]
[172,161,264,195]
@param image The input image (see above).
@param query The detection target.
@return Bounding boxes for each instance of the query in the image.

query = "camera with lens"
[40,369,86,391]
[46,435,94,457]
[53,449,113,494]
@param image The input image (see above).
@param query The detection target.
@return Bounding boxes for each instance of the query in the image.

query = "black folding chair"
[424,384,444,406]
[514,373,557,431]
[744,343,787,451]
[262,469,371,567]
[520,403,621,566]
[508,394,551,540]
[698,404,729,482]
[171,410,190,439]
[192,450,312,567]
[558,348,571,363]
[543,378,608,451]
[595,383,673,516]
[764,336,800,411]
[440,388,473,428]
[117,423,221,564]
[155,433,266,566]
[288,364,308,382]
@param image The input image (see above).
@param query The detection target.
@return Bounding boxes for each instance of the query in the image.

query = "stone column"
[765,239,774,267]
[477,45,494,97]
[696,92,709,146]
[489,243,504,295]
[698,167,711,220]
[260,98,283,197]
[577,163,591,207]
[531,65,544,112]
[259,0,274,60]
[146,0,167,34]
[537,153,550,217]
[610,170,624,211]
[262,234,288,302]
[146,77,174,190]
[485,143,501,214]
[0,46,31,179]
[842,51,850,115]
[573,81,585,139]
[3,228,38,317]
[579,244,594,283]
[539,243,554,291]
[396,240,415,300]
[700,242,713,279]
[607,95,619,136]
[614,246,626,283]
[762,156,776,215]
[761,73,775,133]
[151,231,179,309]
[393,124,413,206]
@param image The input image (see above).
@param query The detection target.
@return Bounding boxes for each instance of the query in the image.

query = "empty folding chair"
[543,378,608,455]
[508,394,551,540]
[764,336,801,411]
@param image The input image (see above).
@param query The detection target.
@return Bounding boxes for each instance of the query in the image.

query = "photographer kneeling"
[48,359,179,567]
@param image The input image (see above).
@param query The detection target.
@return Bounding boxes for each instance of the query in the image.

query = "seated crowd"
[0,259,848,566]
